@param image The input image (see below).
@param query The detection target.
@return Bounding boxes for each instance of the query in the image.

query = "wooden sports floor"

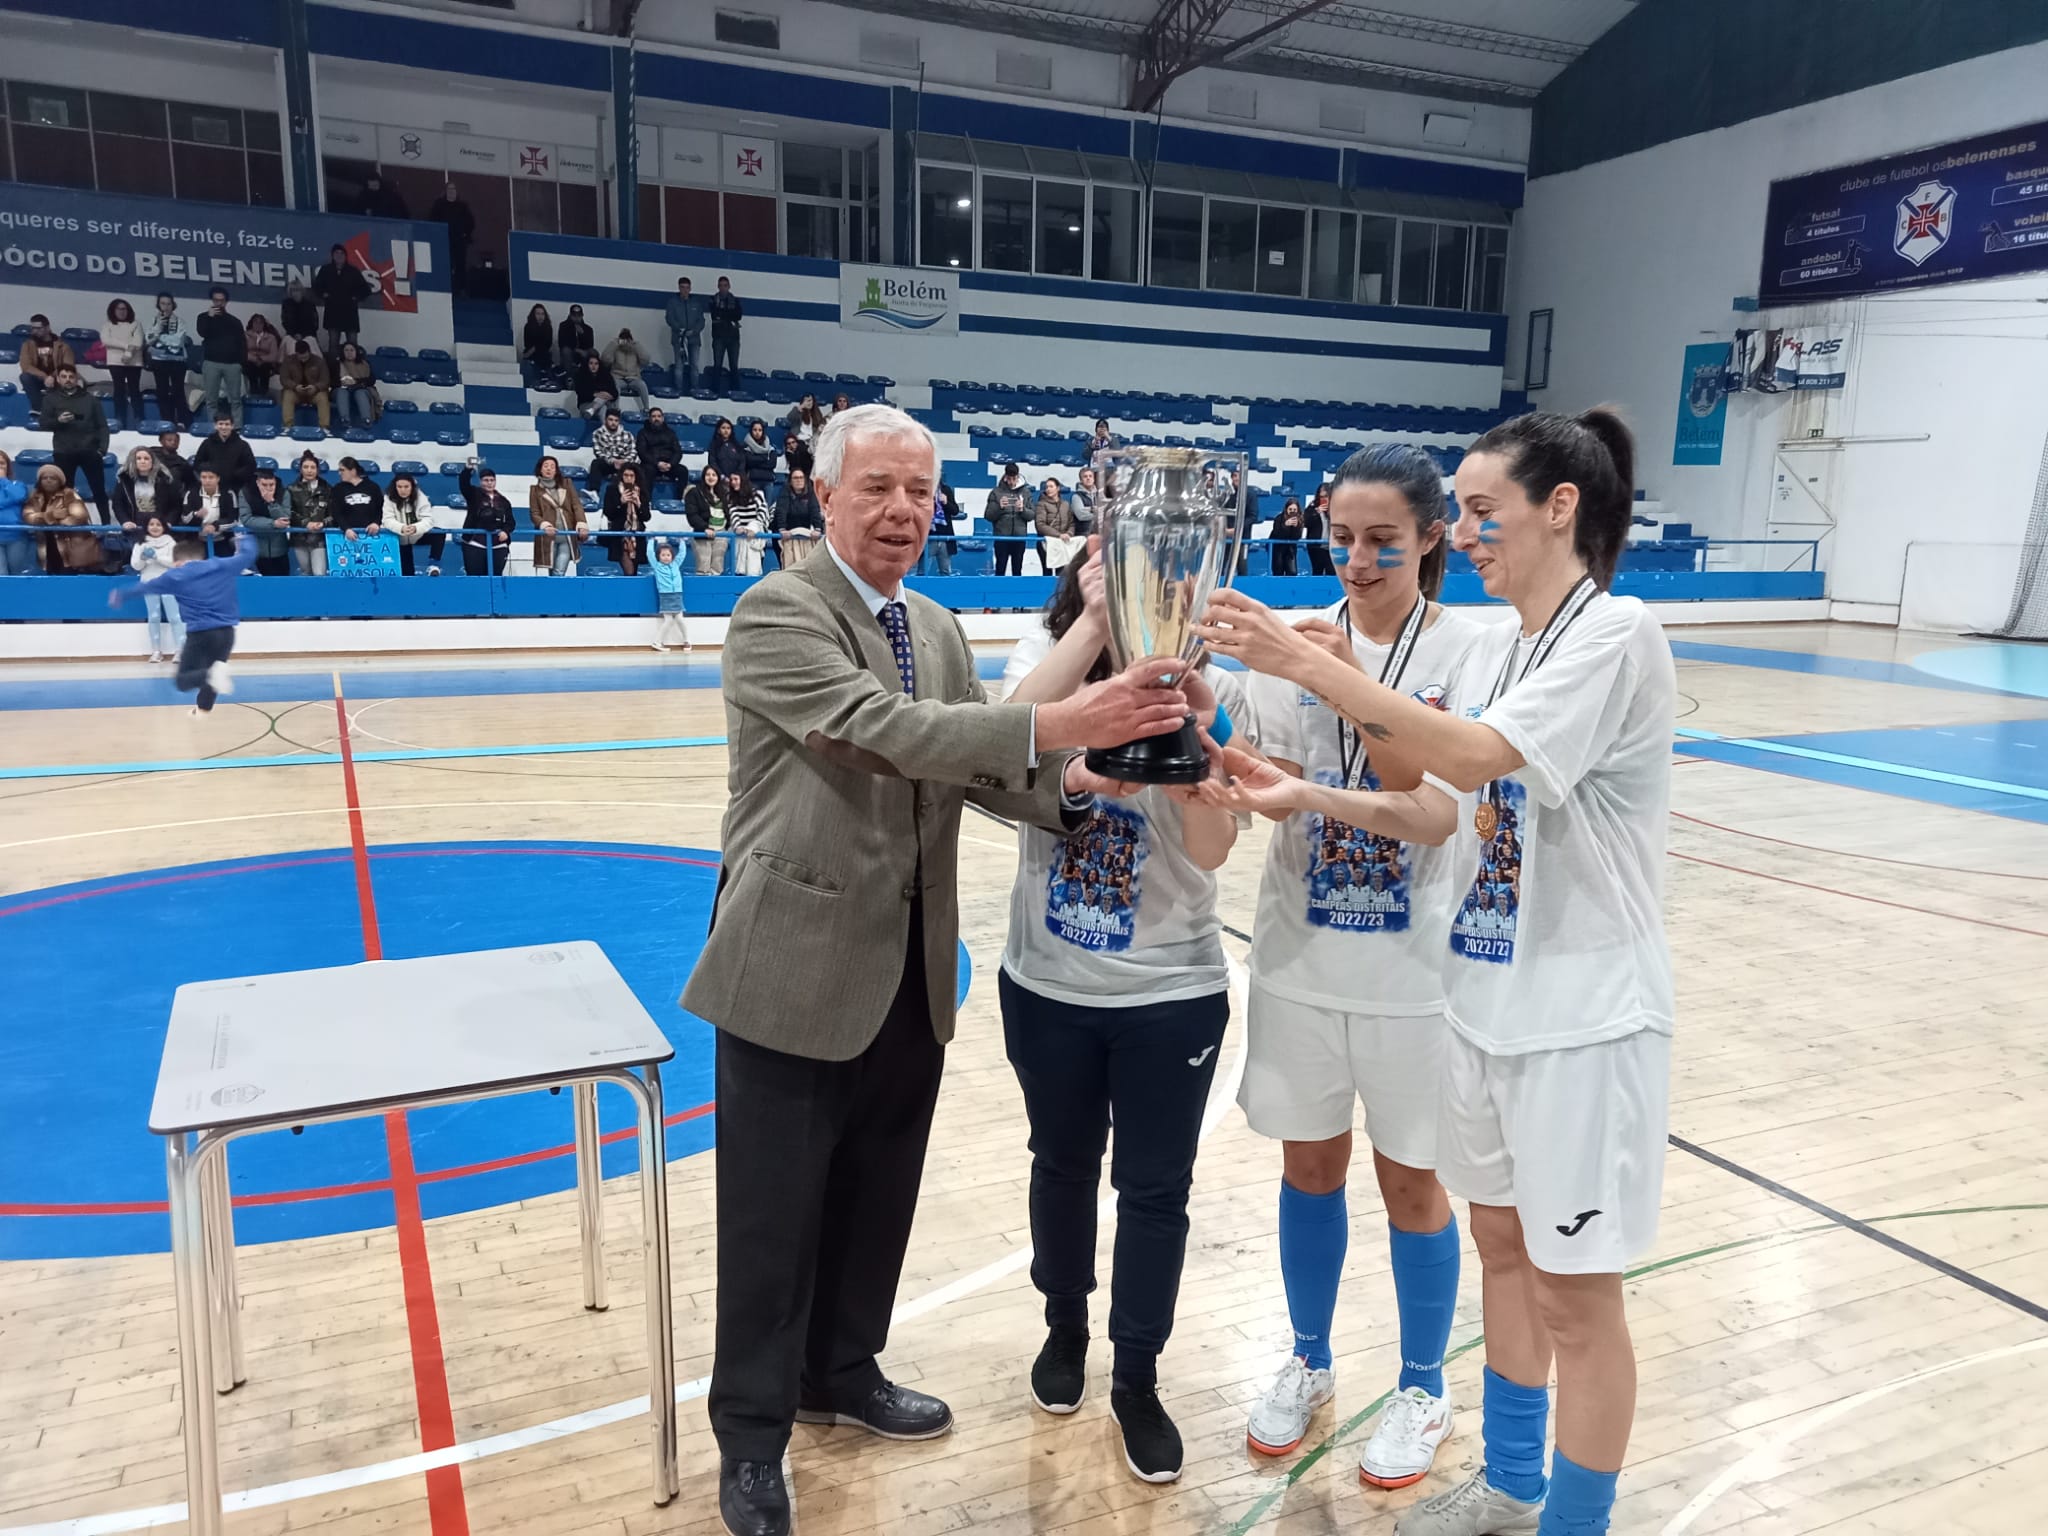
[3,620,2047,1536]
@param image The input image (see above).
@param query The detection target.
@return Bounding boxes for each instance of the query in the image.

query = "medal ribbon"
[1335,595,1428,792]
[1476,575,1599,833]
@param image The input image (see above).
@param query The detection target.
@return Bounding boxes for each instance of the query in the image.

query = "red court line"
[1669,850,2048,941]
[415,1100,715,1183]
[337,679,470,1536]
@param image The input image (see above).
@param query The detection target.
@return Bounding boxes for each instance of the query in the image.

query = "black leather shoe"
[794,1380,954,1440]
[719,1457,790,1536]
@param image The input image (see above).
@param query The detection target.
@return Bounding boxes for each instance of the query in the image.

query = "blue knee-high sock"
[1537,1451,1616,1535]
[1481,1367,1550,1504]
[1388,1216,1460,1398]
[1278,1181,1347,1372]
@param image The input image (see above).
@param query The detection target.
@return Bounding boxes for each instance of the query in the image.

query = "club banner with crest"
[1672,342,1730,465]
[1759,118,2048,306]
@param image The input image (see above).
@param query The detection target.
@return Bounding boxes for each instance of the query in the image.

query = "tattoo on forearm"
[1358,722,1393,741]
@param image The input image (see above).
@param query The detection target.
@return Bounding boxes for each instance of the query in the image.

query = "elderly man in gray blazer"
[685,404,1187,1536]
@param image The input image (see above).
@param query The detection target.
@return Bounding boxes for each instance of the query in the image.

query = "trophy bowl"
[1085,446,1247,785]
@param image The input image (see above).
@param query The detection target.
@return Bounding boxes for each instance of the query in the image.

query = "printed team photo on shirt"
[1303,765,1412,932]
[1450,778,1525,963]
[1045,802,1148,953]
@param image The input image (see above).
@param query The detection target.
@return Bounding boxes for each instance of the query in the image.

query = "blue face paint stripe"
[0,735,731,782]
[1375,547,1406,569]
[1674,727,2048,803]
[1476,520,1503,544]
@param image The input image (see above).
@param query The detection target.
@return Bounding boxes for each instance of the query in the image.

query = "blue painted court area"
[1913,643,2048,699]
[1668,639,2043,698]
[0,839,975,1261]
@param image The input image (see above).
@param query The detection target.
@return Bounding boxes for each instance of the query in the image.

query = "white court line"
[0,800,725,853]
[1658,1334,2048,1535]
[0,959,1249,1536]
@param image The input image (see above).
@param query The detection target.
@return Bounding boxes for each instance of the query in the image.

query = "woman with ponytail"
[1199,409,1673,1536]
[1214,444,1483,1487]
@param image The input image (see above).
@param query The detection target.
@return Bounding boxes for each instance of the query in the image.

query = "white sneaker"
[149,651,162,664]
[651,642,668,652]
[1246,1355,1335,1456]
[205,660,235,697]
[1392,1472,1541,1535]
[1361,1385,1454,1489]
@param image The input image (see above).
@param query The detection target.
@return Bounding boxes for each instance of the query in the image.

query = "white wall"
[315,61,607,151]
[1508,40,2048,617]
[11,16,278,104]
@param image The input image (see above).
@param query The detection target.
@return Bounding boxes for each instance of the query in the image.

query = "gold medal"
[1474,801,1499,840]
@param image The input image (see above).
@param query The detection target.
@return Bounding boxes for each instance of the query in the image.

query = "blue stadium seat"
[379,364,418,385]
[865,375,893,389]
[434,428,469,447]
[61,327,100,349]
[342,428,376,444]
[290,426,324,443]
[353,459,383,475]
[417,348,453,362]
[423,367,459,388]
[254,456,279,472]
[374,346,409,360]
[392,459,429,475]
[388,427,423,445]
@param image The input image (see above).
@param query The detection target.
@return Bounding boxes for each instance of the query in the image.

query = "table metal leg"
[572,1080,608,1312]
[629,1063,678,1503]
[167,1133,223,1536]
[200,1142,246,1390]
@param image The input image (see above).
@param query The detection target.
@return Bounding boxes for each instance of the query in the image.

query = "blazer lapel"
[807,548,901,691]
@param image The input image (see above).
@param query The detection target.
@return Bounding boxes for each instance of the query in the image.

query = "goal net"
[1995,422,2048,639]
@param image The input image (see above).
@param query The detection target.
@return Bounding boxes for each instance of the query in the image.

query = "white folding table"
[148,941,680,1535]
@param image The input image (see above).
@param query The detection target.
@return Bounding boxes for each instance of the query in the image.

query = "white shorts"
[1237,983,1442,1169]
[1436,1026,1671,1276]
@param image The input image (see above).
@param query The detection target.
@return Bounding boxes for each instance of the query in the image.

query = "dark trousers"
[175,626,237,711]
[998,970,1227,1388]
[711,334,739,385]
[399,533,447,575]
[993,541,1025,576]
[108,366,147,428]
[709,921,944,1463]
[149,362,189,424]
[461,540,508,576]
[1308,543,1335,577]
[1271,541,1298,576]
[55,450,111,520]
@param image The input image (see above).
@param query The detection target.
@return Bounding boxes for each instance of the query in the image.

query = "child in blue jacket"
[651,538,689,653]
[108,528,257,713]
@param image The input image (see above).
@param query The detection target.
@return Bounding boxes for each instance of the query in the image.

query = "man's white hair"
[811,403,938,490]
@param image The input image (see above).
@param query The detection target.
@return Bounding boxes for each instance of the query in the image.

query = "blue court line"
[1667,641,2040,698]
[0,735,729,782]
[1676,727,2048,802]
[1676,728,2048,825]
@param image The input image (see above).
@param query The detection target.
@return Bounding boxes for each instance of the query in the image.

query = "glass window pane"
[248,151,286,208]
[664,185,721,246]
[638,183,663,242]
[781,142,843,198]
[1027,146,1083,178]
[1199,167,1253,196]
[1034,180,1084,278]
[1308,208,1355,302]
[1149,190,1203,289]
[1090,185,1139,284]
[1397,220,1434,306]
[11,85,85,129]
[980,173,1033,273]
[918,164,973,268]
[170,104,242,148]
[1432,223,1470,309]
[973,140,1031,172]
[1256,204,1305,296]
[1357,215,1396,305]
[88,92,164,138]
[1205,198,1257,292]
[511,176,559,234]
[919,133,971,164]
[560,183,599,237]
[1085,153,1139,185]
[1155,162,1205,191]
[173,143,246,203]
[92,134,172,197]
[723,192,777,253]
[785,200,840,259]
[1475,225,1509,312]
[245,110,281,153]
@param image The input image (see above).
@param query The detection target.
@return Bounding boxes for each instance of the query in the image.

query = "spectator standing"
[771,467,823,566]
[1087,418,1115,458]
[1035,476,1080,575]
[312,245,374,355]
[923,480,961,576]
[130,515,185,659]
[243,314,283,403]
[684,463,725,575]
[145,294,192,426]
[280,280,320,346]
[782,431,813,482]
[665,276,706,392]
[604,329,652,412]
[785,393,826,445]
[1069,466,1101,536]
[573,352,619,422]
[739,419,778,496]
[1238,473,1261,577]
[333,343,380,427]
[707,417,744,480]
[359,173,409,219]
[239,468,295,576]
[194,287,248,428]
[1304,483,1335,576]
[281,340,332,431]
[185,468,235,553]
[24,465,99,574]
[103,299,147,430]
[386,471,446,575]
[457,460,514,575]
[1270,495,1303,576]
[650,539,689,652]
[557,305,595,372]
[331,458,385,545]
[723,469,768,576]
[529,456,585,576]
[708,276,742,387]
[636,409,686,497]
[192,413,257,501]
[153,430,193,505]
[985,461,1032,576]
[430,182,475,295]
[115,446,179,540]
[521,304,556,372]
[16,315,75,413]
[604,462,649,576]
[588,409,637,497]
[286,454,333,575]
[39,364,112,523]
[0,450,33,576]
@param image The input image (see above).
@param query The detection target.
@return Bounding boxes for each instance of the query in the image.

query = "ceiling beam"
[1128,0,1341,114]
[1229,0,1581,64]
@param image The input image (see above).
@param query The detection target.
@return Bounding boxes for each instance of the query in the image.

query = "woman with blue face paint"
[1195,444,1483,1486]
[1198,409,1673,1536]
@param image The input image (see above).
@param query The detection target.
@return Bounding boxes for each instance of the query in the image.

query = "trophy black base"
[1085,717,1207,786]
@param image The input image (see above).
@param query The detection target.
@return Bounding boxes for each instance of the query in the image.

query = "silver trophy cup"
[1085,446,1247,785]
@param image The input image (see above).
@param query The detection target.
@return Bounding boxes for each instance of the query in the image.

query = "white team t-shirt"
[1442,591,1676,1055]
[1245,600,1485,1015]
[998,623,1243,1007]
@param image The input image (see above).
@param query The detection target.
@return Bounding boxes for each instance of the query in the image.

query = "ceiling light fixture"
[955,197,972,209]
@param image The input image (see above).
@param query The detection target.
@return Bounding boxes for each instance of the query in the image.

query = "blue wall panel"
[305,6,611,93]
[1157,124,1341,183]
[633,51,890,129]
[917,93,1129,156]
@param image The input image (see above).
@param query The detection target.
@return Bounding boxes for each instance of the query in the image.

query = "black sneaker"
[1030,1326,1089,1415]
[1109,1383,1183,1484]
